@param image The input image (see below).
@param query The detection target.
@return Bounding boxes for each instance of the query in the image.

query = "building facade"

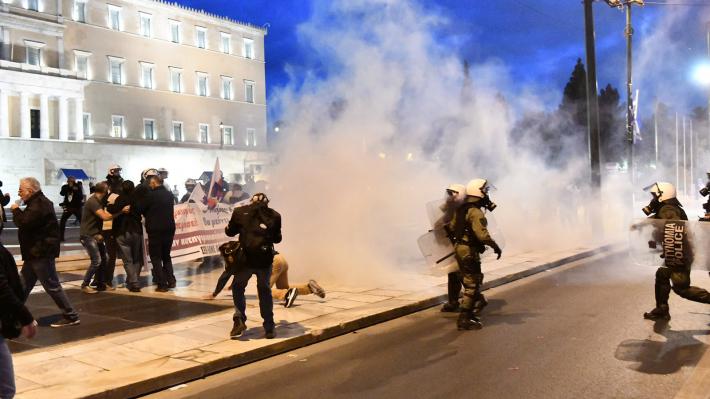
[0,0,269,199]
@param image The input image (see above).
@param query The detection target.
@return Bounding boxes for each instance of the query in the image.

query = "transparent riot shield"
[419,199,506,276]
[629,219,710,271]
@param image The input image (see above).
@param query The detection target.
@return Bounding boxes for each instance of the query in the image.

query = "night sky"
[176,0,710,117]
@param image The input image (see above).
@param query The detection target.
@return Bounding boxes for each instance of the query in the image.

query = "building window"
[221,76,232,100]
[73,0,86,22]
[170,67,182,93]
[27,0,39,11]
[111,115,124,138]
[199,123,209,143]
[83,113,91,136]
[108,5,122,31]
[144,119,155,140]
[139,12,152,37]
[243,38,254,59]
[169,20,181,43]
[108,56,124,85]
[140,62,155,89]
[244,80,254,103]
[246,128,256,147]
[195,26,207,49]
[220,32,231,54]
[197,73,208,97]
[74,51,90,79]
[172,121,183,142]
[25,41,44,67]
[223,126,233,145]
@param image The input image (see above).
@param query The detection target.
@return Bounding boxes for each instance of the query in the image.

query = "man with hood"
[225,193,281,339]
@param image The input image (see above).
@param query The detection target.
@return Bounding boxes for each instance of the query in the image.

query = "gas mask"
[642,194,661,216]
[480,195,497,212]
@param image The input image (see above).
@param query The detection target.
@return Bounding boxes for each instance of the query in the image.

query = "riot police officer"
[448,178,502,330]
[640,182,710,320]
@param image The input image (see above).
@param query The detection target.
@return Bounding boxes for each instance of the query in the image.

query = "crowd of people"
[0,166,329,397]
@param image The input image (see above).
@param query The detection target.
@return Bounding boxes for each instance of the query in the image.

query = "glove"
[491,243,502,260]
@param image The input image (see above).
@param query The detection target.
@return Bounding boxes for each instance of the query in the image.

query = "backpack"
[231,203,281,268]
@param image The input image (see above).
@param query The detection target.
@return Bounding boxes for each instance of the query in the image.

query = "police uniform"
[449,196,501,329]
[645,200,710,320]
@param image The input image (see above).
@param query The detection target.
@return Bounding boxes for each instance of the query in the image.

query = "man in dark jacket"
[10,177,80,327]
[225,193,282,339]
[137,176,176,292]
[107,180,144,292]
[0,180,10,229]
[59,176,83,241]
[1,240,37,399]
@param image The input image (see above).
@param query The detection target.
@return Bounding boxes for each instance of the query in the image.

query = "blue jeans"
[80,235,106,288]
[0,338,14,399]
[116,231,142,289]
[21,258,78,321]
[231,267,274,331]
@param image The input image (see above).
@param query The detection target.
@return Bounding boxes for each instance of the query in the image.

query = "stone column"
[58,96,68,140]
[0,89,8,138]
[20,92,30,139]
[74,97,84,141]
[39,94,49,139]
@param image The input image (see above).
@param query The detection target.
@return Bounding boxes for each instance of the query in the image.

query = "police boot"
[643,304,671,321]
[472,294,488,316]
[457,310,483,330]
[441,301,460,312]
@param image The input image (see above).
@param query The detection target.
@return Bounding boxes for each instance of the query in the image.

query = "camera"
[700,186,710,197]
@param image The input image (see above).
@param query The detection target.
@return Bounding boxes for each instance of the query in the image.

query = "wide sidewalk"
[12,243,617,399]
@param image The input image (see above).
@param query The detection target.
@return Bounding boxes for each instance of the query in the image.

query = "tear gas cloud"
[265,0,637,285]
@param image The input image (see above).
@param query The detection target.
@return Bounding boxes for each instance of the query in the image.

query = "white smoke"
[266,0,628,285]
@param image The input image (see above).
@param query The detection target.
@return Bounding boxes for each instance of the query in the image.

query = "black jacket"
[0,243,34,338]
[226,203,281,268]
[0,190,9,233]
[137,185,176,234]
[12,191,61,260]
[60,183,83,208]
[107,192,142,235]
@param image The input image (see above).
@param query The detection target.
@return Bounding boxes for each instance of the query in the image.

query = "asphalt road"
[146,252,710,399]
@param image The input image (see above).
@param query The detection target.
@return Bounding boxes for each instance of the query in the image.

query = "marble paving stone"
[14,356,105,386]
[14,377,41,394]
[172,325,231,346]
[341,293,393,303]
[364,288,411,297]
[318,298,374,310]
[71,343,161,371]
[11,350,62,368]
[124,333,207,357]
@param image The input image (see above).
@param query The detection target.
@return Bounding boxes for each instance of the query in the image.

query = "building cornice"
[121,0,267,36]
[0,8,65,37]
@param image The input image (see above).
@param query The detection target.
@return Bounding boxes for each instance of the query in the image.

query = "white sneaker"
[284,288,298,308]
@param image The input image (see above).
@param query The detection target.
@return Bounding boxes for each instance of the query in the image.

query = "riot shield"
[629,219,710,271]
[419,199,506,276]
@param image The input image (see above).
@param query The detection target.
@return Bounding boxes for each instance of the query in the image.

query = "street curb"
[81,243,618,399]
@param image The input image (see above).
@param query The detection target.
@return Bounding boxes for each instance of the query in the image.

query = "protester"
[11,177,80,327]
[59,176,83,242]
[79,183,113,294]
[180,179,197,203]
[100,188,119,290]
[222,183,250,205]
[1,238,37,399]
[206,253,325,309]
[137,176,176,292]
[107,181,143,292]
[225,193,281,339]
